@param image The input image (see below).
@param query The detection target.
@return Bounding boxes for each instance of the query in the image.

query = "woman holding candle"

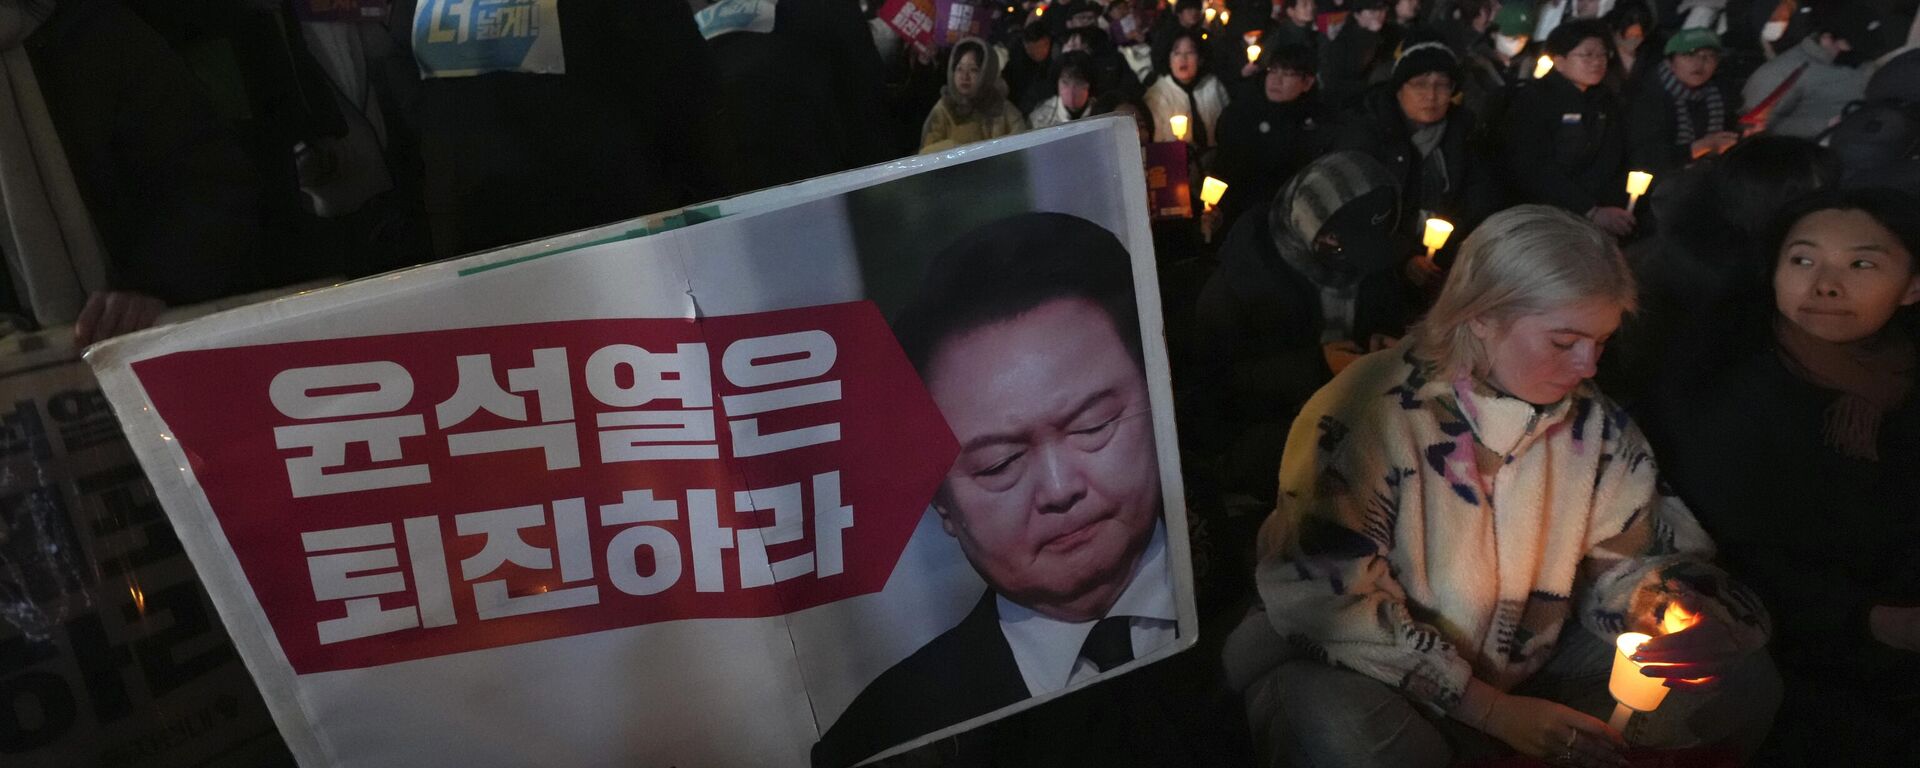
[1225,205,1779,768]
[1650,189,1920,765]
[1146,27,1231,147]
[918,38,1028,154]
[1499,20,1634,237]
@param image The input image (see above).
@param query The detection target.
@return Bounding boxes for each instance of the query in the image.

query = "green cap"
[1493,4,1534,36]
[1664,27,1724,55]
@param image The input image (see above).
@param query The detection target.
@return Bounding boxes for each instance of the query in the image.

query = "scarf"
[1178,77,1210,150]
[1773,314,1917,462]
[0,0,108,328]
[1408,118,1449,210]
[1657,60,1727,149]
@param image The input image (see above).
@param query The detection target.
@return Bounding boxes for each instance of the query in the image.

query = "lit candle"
[1247,43,1262,63]
[1170,114,1189,142]
[1607,632,1671,731]
[1421,217,1454,258]
[1200,176,1228,209]
[1221,9,1231,24]
[1035,3,1046,17]
[1205,6,1216,24]
[1534,54,1553,79]
[1626,170,1653,214]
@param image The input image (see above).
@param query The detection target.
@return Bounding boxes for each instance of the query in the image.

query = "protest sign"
[411,0,564,78]
[89,119,1195,767]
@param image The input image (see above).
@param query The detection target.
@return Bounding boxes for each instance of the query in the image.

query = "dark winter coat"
[1334,85,1499,238]
[1649,311,1920,713]
[1624,65,1735,179]
[1211,90,1334,234]
[1499,70,1629,214]
[388,0,725,258]
[25,0,260,305]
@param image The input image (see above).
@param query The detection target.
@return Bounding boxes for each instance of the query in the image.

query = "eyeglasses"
[1400,78,1456,94]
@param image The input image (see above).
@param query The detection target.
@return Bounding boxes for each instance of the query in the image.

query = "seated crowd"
[878,0,1920,765]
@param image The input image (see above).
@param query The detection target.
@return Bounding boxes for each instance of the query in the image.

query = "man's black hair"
[1545,19,1613,57]
[892,212,1144,377]
[1266,42,1318,76]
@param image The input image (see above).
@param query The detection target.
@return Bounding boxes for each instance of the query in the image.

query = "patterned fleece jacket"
[1253,349,1770,719]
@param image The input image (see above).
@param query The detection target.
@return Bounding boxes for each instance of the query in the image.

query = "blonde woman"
[1226,205,1779,768]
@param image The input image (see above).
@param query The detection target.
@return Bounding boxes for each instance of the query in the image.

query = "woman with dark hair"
[1601,0,1658,94]
[919,38,1027,153]
[1603,136,1840,407]
[1500,20,1633,236]
[1146,26,1230,147]
[1650,189,1920,766]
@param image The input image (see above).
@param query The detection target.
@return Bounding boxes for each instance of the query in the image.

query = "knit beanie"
[1391,41,1460,90]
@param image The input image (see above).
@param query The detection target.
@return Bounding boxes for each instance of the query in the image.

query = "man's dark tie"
[1080,616,1135,672]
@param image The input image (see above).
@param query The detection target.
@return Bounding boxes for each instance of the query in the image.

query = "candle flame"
[1661,602,1699,636]
[1247,43,1262,63]
[1169,114,1189,141]
[1534,55,1553,79]
[1205,6,1216,23]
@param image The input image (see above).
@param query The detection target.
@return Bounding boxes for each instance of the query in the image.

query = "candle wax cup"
[1421,218,1454,252]
[1609,633,1671,712]
[1626,171,1654,197]
[1200,177,1228,207]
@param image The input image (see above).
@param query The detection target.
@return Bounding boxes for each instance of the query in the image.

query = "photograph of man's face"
[922,296,1161,624]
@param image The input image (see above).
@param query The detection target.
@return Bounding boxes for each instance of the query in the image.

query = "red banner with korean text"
[879,0,938,53]
[130,302,957,674]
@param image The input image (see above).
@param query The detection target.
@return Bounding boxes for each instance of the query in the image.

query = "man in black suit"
[811,213,1179,768]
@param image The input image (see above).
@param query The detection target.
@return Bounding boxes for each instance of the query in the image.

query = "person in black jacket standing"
[1500,19,1634,237]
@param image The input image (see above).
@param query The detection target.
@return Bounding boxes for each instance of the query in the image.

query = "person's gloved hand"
[74,289,165,347]
[1482,692,1628,768]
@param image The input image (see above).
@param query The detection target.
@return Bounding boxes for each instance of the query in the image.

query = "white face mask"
[1495,34,1526,57]
[1762,20,1787,42]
